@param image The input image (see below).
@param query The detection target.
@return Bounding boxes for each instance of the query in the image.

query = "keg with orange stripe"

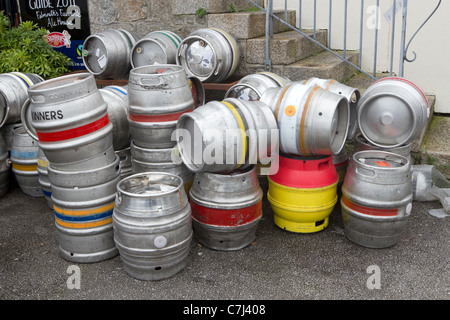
[128,65,194,149]
[131,30,183,67]
[22,73,115,171]
[268,154,339,233]
[0,72,43,127]
[113,172,192,280]
[177,28,239,83]
[260,81,350,157]
[10,126,43,197]
[340,150,413,248]
[189,165,263,251]
[82,29,141,79]
[50,155,121,263]
[302,77,360,140]
[176,97,278,173]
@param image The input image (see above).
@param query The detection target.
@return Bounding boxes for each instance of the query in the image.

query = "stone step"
[207,10,297,40]
[171,0,264,15]
[282,50,360,83]
[246,29,328,66]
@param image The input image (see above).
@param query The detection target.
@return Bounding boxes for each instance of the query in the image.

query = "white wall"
[272,0,450,114]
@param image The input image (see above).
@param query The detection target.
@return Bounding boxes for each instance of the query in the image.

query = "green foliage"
[230,3,239,13]
[0,11,71,79]
[195,7,207,18]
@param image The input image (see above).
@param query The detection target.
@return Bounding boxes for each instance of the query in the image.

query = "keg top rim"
[27,72,93,92]
[117,172,184,197]
[352,150,410,169]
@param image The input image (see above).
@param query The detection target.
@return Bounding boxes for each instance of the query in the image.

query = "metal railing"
[246,0,441,80]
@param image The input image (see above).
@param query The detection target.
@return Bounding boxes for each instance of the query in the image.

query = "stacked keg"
[340,76,429,248]
[22,72,120,263]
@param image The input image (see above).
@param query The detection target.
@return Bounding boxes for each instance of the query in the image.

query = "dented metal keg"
[0,133,10,196]
[112,172,192,281]
[116,146,132,179]
[176,97,278,173]
[225,72,291,101]
[177,28,240,83]
[302,77,360,140]
[131,30,183,68]
[130,141,194,194]
[37,148,52,208]
[10,126,43,197]
[268,154,338,233]
[82,29,141,79]
[50,157,121,263]
[99,85,131,150]
[0,72,43,127]
[22,73,115,170]
[128,65,194,149]
[260,81,350,156]
[189,166,263,250]
[340,150,413,248]
[357,77,429,148]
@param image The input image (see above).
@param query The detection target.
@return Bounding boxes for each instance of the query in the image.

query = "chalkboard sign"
[19,0,91,70]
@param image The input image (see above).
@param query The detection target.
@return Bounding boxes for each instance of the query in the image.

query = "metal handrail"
[247,0,441,80]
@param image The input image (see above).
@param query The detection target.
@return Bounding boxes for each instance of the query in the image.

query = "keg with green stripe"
[176,97,278,173]
[131,30,182,68]
[82,29,141,79]
[177,28,239,83]
[49,154,121,263]
[10,126,43,197]
[0,72,43,127]
[22,73,115,171]
[128,65,194,149]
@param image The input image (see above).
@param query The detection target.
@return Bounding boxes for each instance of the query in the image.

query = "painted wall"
[272,0,449,114]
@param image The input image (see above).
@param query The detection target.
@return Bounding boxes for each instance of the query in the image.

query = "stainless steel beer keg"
[113,172,192,281]
[0,133,10,196]
[177,28,240,83]
[354,133,411,163]
[37,147,52,208]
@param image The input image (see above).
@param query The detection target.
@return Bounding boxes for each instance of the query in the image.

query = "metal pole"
[399,0,408,77]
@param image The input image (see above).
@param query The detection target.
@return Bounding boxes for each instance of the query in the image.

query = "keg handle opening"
[20,99,39,141]
[0,102,10,129]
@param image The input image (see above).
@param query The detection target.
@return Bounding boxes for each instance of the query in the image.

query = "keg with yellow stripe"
[260,81,350,157]
[10,126,43,197]
[22,73,115,171]
[128,65,194,149]
[131,30,183,67]
[177,28,239,83]
[82,29,141,79]
[176,97,278,173]
[37,148,52,208]
[0,72,43,127]
[49,155,121,263]
[341,150,413,248]
[268,154,339,233]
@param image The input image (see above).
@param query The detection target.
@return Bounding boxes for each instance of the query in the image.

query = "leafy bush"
[0,11,72,79]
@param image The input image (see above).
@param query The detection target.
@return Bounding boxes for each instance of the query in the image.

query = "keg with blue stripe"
[131,30,183,67]
[48,155,121,263]
[0,72,43,127]
[10,126,43,197]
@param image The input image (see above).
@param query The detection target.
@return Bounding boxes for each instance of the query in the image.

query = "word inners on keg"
[32,110,64,121]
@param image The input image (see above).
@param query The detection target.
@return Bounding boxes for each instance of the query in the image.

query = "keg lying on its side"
[340,150,413,248]
[82,29,141,79]
[189,165,263,251]
[131,30,183,68]
[22,72,115,171]
[10,126,42,197]
[176,97,278,174]
[177,28,240,83]
[260,81,350,157]
[0,72,43,127]
[113,172,192,281]
[224,72,291,101]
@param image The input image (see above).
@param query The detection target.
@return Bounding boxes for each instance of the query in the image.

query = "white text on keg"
[66,265,81,289]
[366,265,381,290]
